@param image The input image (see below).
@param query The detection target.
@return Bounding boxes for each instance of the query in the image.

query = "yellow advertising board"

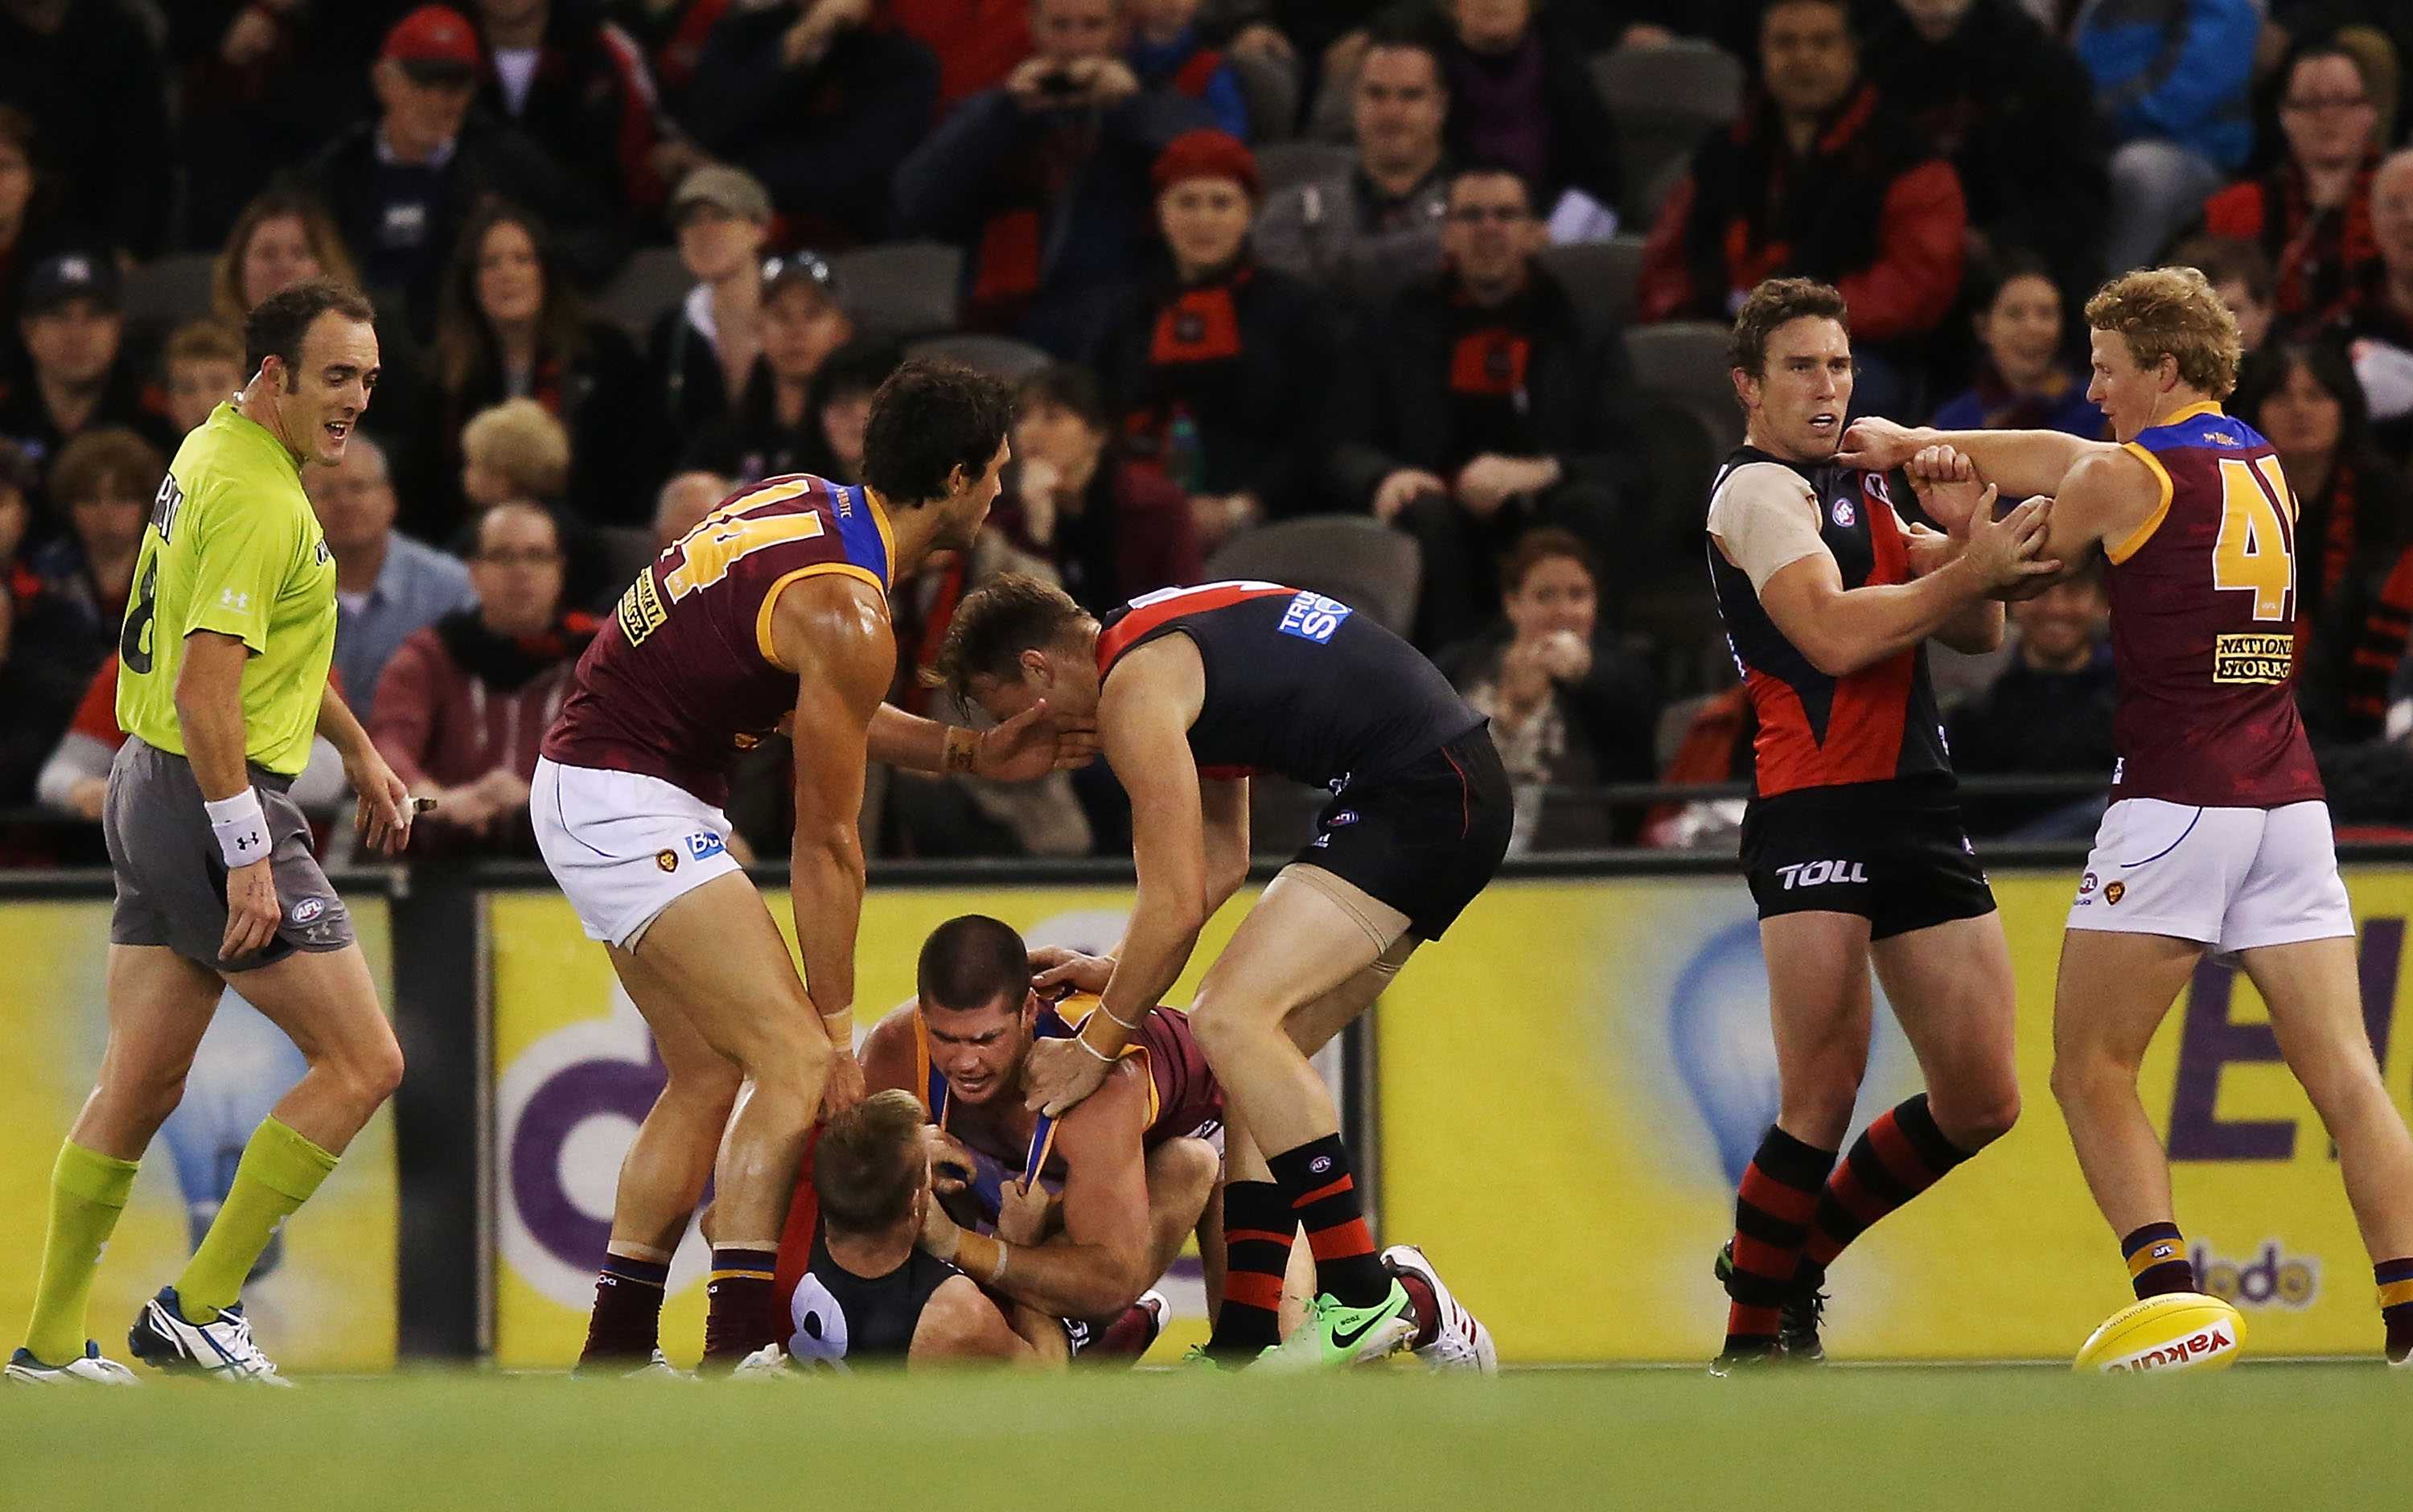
[0,899,399,1372]
[488,885,1257,1367]
[1377,869,2413,1362]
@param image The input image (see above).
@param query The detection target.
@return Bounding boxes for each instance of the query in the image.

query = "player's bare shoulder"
[767,569,894,680]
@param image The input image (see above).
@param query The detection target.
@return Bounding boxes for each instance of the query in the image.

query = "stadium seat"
[121,253,216,334]
[595,246,691,341]
[1202,515,1421,639]
[1625,322,1743,458]
[1256,140,1357,195]
[903,332,1053,382]
[1590,41,1744,227]
[1537,236,1645,330]
[829,240,962,341]
[1228,48,1301,143]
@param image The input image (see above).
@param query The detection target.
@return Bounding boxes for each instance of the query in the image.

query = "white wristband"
[205,789,272,869]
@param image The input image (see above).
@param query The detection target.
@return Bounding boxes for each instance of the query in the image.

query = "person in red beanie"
[1083,128,1342,549]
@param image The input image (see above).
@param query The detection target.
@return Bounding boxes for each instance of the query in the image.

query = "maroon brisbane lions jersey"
[541,475,895,806]
[1706,447,1951,799]
[2103,404,2322,808]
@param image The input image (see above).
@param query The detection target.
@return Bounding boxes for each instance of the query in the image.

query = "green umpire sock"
[175,1118,339,1321]
[23,1140,142,1366]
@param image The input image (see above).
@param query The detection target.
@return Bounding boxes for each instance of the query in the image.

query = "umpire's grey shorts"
[104,738,353,974]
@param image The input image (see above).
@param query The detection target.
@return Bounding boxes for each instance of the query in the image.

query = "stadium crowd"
[4,0,2413,867]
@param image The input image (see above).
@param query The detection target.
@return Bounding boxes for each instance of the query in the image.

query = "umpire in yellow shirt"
[8,279,417,1386]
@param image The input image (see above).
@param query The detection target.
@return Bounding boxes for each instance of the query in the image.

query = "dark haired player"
[1700,277,2054,1373]
[11,280,416,1385]
[1842,265,2413,1366]
[760,1090,1069,1370]
[932,575,1506,1367]
[860,914,1227,1334]
[533,360,1086,1373]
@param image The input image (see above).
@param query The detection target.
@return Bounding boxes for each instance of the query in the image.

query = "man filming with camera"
[897,0,1213,355]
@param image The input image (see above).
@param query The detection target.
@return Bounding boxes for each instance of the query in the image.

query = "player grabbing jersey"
[1700,278,2056,1374]
[934,574,1510,1370]
[749,1091,1068,1371]
[534,362,1085,1374]
[1841,265,2413,1366]
[9,281,416,1386]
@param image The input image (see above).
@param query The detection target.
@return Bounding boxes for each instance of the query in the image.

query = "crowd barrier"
[5,845,2411,1365]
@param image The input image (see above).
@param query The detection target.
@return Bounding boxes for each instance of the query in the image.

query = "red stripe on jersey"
[1743,501,1919,796]
[771,1128,825,1322]
[1093,581,1296,676]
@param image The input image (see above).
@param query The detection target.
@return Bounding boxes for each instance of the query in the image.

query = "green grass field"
[2,1363,2399,1510]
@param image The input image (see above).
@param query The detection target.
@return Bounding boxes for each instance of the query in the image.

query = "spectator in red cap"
[0,0,171,258]
[304,4,623,338]
[895,0,1215,356]
[467,0,680,220]
[0,253,177,515]
[1084,128,1341,547]
[166,0,408,249]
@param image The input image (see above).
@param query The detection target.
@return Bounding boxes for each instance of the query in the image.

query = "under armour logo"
[220,588,250,610]
[235,835,257,851]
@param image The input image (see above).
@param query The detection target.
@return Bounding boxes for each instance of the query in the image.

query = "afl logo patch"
[2078,872,2098,896]
[656,848,680,873]
[290,897,324,924]
[1831,498,1856,528]
[2105,881,2126,906]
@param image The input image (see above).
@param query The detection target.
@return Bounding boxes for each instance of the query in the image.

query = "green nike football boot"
[1252,1281,1416,1370]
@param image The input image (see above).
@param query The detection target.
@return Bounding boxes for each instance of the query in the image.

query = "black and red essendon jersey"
[1706,447,1952,799]
[1094,581,1482,788]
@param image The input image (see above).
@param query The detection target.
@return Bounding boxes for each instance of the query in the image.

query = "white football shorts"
[532,756,743,948]
[2066,797,2353,954]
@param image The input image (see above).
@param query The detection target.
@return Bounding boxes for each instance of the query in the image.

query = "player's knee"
[332,1032,405,1110]
[1187,990,1277,1063]
[98,1058,193,1136]
[663,1054,744,1112]
[1936,1083,2020,1151]
[2048,1048,2125,1111]
[743,1017,832,1094]
[1151,1137,1220,1214]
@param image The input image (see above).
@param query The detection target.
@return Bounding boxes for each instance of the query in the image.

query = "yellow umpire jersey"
[115,401,337,777]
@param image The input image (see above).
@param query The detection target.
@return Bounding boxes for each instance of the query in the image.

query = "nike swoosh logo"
[1330,1310,1392,1353]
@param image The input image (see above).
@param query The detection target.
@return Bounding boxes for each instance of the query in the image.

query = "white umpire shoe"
[1382,1245,1498,1374]
[127,1288,294,1386]
[5,1341,141,1385]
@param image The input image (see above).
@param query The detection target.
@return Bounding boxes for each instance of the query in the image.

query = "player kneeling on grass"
[746,1091,1067,1370]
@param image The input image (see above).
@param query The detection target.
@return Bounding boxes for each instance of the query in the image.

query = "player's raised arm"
[1716,465,2053,677]
[1840,415,2115,501]
[774,573,897,1111]
[1025,640,1210,1117]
